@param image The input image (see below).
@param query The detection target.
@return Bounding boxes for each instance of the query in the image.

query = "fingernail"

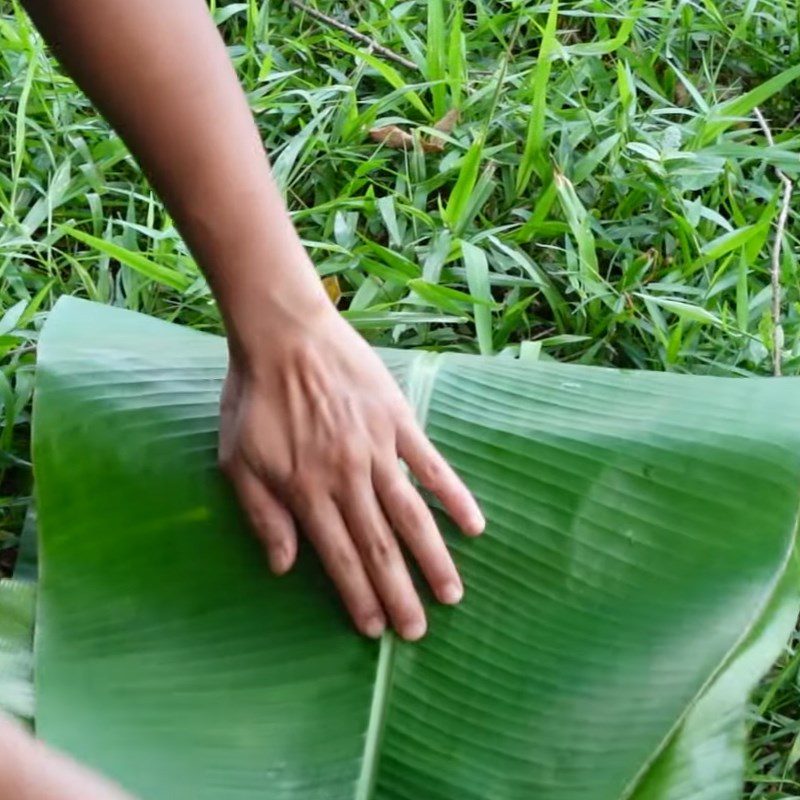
[402,618,427,641]
[467,510,486,536]
[363,615,385,639]
[440,581,463,605]
[270,545,292,575]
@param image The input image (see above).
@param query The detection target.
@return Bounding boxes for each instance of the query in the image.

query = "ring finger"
[338,476,427,641]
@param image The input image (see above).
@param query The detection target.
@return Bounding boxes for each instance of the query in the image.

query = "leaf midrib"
[354,351,445,800]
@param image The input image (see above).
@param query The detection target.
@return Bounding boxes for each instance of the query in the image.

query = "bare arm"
[22,0,484,642]
[0,714,133,799]
[23,0,322,337]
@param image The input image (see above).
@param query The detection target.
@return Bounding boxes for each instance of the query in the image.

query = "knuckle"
[331,545,358,573]
[386,483,418,524]
[418,457,444,489]
[356,604,382,623]
[335,441,364,472]
[251,509,283,537]
[365,532,395,565]
[245,504,267,530]
[292,337,320,370]
[283,469,312,502]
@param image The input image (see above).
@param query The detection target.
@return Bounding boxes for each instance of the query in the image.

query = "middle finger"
[338,476,427,641]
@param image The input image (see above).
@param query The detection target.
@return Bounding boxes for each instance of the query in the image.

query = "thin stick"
[754,106,794,377]
[288,0,419,72]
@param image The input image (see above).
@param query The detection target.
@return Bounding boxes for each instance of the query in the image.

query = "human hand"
[218,302,485,641]
[22,0,484,643]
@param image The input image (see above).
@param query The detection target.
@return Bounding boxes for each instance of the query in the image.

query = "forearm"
[0,715,132,799]
[23,0,328,357]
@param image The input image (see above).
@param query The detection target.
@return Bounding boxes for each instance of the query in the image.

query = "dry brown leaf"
[322,275,342,305]
[420,139,445,154]
[369,125,415,150]
[433,109,460,134]
[424,109,460,152]
[369,111,459,153]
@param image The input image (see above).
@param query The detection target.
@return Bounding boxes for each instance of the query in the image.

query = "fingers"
[338,479,427,641]
[224,403,481,641]
[231,462,389,640]
[297,497,387,639]
[397,419,485,536]
[374,462,463,606]
[229,466,298,575]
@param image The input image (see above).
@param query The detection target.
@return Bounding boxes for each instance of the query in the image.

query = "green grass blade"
[516,0,559,193]
[426,0,447,120]
[60,226,193,292]
[447,2,465,111]
[461,240,493,355]
[443,138,485,235]
[696,64,800,146]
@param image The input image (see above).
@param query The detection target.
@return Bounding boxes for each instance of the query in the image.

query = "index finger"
[397,419,485,536]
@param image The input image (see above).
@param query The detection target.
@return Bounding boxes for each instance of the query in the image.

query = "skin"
[0,716,133,799]
[22,0,486,641]
[1,1,486,797]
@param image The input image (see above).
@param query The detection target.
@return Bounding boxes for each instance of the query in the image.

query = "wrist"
[191,223,335,367]
[222,275,338,373]
[176,172,334,358]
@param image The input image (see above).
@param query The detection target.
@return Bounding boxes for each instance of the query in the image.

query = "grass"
[0,0,798,794]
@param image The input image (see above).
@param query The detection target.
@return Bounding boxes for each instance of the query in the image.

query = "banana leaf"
[0,578,35,723]
[31,297,800,800]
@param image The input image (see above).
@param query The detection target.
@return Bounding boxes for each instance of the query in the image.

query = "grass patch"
[0,1,798,794]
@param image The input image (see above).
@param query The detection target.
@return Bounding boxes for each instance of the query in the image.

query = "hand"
[22,0,485,643]
[218,303,485,641]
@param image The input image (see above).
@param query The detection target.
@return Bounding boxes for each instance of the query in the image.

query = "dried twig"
[288,0,418,72]
[754,106,794,377]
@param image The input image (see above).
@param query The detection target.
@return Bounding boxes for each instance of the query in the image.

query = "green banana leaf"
[0,578,35,723]
[31,297,800,800]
